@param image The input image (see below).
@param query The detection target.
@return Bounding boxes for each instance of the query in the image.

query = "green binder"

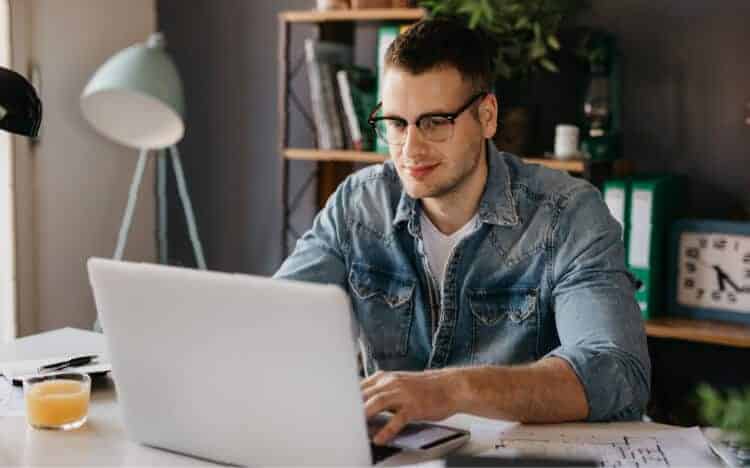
[602,178,631,259]
[627,175,683,319]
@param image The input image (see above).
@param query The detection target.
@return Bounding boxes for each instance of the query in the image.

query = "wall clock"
[668,219,750,324]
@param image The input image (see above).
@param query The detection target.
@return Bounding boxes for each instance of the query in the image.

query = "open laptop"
[87,258,469,466]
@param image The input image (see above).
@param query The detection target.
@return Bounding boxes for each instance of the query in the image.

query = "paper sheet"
[482,424,721,468]
[0,377,25,417]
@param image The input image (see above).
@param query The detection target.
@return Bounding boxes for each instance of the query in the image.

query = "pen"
[37,355,98,373]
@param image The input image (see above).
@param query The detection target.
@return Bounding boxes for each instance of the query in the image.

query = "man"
[274,18,650,445]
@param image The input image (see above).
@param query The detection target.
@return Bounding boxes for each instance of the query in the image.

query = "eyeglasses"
[368,91,488,146]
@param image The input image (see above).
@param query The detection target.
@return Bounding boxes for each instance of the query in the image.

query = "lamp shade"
[0,67,42,137]
[81,33,184,150]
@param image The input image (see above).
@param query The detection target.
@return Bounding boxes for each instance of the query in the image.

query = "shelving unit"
[646,317,750,348]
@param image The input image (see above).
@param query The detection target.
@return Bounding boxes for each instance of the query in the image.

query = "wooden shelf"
[522,157,585,173]
[279,8,425,23]
[284,148,387,163]
[282,148,586,172]
[646,317,750,348]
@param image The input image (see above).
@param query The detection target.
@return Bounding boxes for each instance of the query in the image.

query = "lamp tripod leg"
[157,151,168,264]
[96,148,149,332]
[114,149,149,260]
[168,145,207,270]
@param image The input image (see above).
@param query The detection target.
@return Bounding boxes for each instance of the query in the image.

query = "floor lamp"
[81,33,206,330]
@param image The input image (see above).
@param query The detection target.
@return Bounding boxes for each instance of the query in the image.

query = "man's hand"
[361,359,590,445]
[361,369,461,445]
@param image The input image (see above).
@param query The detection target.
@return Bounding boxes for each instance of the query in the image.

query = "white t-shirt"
[420,211,480,292]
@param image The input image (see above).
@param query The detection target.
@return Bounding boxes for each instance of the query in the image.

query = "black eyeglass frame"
[367,91,489,145]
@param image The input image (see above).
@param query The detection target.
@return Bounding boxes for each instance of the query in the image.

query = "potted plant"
[697,384,750,448]
[419,0,588,155]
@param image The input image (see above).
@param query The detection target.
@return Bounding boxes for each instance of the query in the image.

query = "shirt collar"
[392,140,519,233]
[478,141,519,227]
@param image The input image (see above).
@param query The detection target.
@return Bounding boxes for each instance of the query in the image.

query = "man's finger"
[362,385,376,401]
[373,411,409,446]
[365,390,400,419]
[360,370,385,390]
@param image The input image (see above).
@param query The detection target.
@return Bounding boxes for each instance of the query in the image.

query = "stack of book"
[304,38,377,151]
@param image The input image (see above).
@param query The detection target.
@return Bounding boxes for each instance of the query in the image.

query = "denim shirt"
[274,143,651,422]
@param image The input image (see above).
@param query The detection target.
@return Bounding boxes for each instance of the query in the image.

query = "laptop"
[87,258,469,466]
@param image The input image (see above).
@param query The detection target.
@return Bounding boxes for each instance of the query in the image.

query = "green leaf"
[529,41,546,60]
[480,0,494,22]
[540,58,558,73]
[515,17,530,29]
[697,384,725,424]
[469,9,482,28]
[457,2,481,16]
[533,22,541,39]
[547,35,561,50]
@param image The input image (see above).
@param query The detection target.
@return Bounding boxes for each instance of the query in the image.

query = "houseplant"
[697,384,750,447]
[419,0,588,154]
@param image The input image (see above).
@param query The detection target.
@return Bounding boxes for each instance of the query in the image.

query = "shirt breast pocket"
[348,263,415,359]
[467,287,539,365]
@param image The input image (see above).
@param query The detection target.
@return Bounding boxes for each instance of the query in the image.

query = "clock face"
[676,232,750,314]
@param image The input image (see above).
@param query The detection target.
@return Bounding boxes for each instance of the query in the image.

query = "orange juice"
[25,379,90,429]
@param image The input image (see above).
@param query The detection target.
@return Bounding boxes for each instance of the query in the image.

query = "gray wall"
[158,0,309,275]
[158,0,750,275]
[14,0,156,335]
[578,1,750,219]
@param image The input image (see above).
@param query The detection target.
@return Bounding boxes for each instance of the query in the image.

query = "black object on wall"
[0,67,42,138]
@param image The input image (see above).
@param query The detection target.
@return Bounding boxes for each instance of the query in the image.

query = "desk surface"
[0,375,699,467]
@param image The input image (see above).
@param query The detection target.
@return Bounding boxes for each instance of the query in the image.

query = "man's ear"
[479,94,498,139]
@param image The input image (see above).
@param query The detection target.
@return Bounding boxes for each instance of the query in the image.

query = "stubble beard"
[401,140,484,201]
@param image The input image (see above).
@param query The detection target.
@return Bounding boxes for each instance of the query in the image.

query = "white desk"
[0,329,722,466]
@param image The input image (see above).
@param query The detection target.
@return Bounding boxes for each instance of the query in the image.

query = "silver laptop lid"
[88,258,371,466]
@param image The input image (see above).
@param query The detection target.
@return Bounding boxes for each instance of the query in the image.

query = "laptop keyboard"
[370,443,403,464]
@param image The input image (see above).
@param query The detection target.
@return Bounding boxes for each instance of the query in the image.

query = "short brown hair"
[384,18,494,95]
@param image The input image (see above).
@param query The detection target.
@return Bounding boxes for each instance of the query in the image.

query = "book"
[337,66,377,151]
[304,39,353,150]
[320,62,345,149]
[337,69,362,150]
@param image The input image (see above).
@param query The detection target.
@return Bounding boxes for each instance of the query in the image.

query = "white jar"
[317,0,350,10]
[554,124,580,160]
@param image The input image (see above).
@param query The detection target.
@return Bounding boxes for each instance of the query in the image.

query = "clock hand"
[712,265,749,293]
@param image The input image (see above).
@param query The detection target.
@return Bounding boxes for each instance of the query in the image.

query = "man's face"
[380,66,497,200]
